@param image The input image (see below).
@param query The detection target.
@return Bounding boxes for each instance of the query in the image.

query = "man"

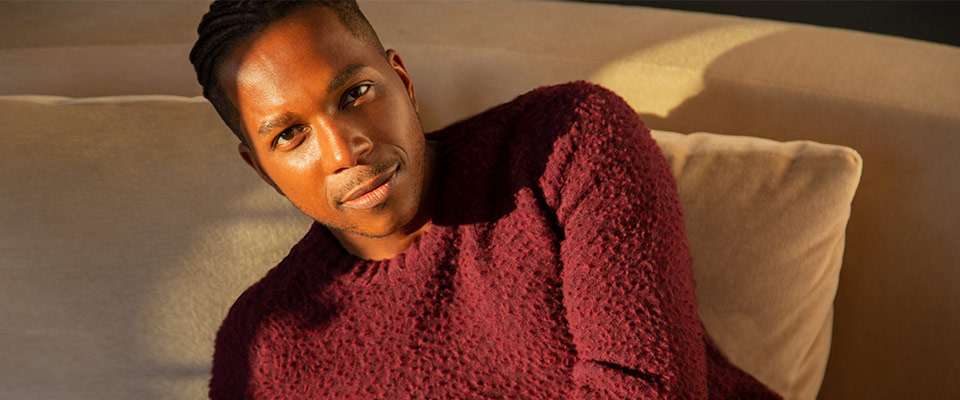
[190,1,781,398]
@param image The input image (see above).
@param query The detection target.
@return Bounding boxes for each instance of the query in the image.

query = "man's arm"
[542,83,707,398]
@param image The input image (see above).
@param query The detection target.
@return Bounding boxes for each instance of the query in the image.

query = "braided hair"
[189,0,385,142]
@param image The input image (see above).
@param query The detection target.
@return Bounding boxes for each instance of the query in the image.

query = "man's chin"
[324,220,400,240]
[340,227,395,239]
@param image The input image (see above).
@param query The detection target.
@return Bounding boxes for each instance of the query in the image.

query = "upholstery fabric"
[0,96,310,399]
[0,94,858,399]
[4,0,956,399]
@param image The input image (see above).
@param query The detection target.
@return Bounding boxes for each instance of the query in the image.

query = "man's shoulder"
[516,80,626,109]
[428,82,648,216]
[216,256,296,336]
[209,224,342,392]
[489,81,648,167]
[435,81,632,137]
[514,80,640,141]
[495,81,631,129]
[216,223,336,337]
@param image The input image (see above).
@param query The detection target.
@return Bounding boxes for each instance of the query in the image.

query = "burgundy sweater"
[210,82,781,399]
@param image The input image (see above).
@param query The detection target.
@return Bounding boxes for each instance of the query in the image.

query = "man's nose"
[319,121,372,174]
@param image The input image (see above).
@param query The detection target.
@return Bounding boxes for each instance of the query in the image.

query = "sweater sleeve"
[541,83,707,399]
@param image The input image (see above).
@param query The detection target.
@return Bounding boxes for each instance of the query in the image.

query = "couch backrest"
[1,1,958,399]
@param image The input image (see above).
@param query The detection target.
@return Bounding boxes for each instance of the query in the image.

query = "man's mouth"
[339,164,399,210]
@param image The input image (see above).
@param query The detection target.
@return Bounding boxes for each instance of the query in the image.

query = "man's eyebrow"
[328,63,366,94]
[257,112,297,137]
[256,64,367,137]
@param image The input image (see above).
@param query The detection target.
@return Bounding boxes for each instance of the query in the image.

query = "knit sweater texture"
[209,82,782,399]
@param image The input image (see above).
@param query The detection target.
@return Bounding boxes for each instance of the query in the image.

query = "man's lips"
[339,164,399,210]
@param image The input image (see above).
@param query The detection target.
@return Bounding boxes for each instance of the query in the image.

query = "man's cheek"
[284,141,322,173]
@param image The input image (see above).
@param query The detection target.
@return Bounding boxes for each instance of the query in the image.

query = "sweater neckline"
[304,213,448,285]
[300,124,465,283]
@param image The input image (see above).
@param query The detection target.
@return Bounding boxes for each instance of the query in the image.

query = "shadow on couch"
[632,28,959,399]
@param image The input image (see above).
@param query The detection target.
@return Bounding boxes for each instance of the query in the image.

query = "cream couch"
[0,1,956,399]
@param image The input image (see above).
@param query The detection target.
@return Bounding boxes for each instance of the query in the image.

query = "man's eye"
[342,84,371,107]
[274,126,305,149]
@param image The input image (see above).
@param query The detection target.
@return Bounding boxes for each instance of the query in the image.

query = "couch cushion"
[0,95,312,399]
[0,95,859,399]
[653,130,861,399]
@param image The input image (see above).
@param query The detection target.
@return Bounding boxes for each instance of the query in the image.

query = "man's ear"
[385,49,418,112]
[238,142,284,195]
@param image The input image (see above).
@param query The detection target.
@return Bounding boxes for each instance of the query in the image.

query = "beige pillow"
[653,130,862,399]
[0,97,859,400]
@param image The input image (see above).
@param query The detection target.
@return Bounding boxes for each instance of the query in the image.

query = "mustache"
[334,159,398,204]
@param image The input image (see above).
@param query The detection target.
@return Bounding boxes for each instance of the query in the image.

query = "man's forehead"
[216,6,373,104]
[232,7,356,75]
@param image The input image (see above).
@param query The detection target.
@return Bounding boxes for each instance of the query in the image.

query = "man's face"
[217,6,427,238]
